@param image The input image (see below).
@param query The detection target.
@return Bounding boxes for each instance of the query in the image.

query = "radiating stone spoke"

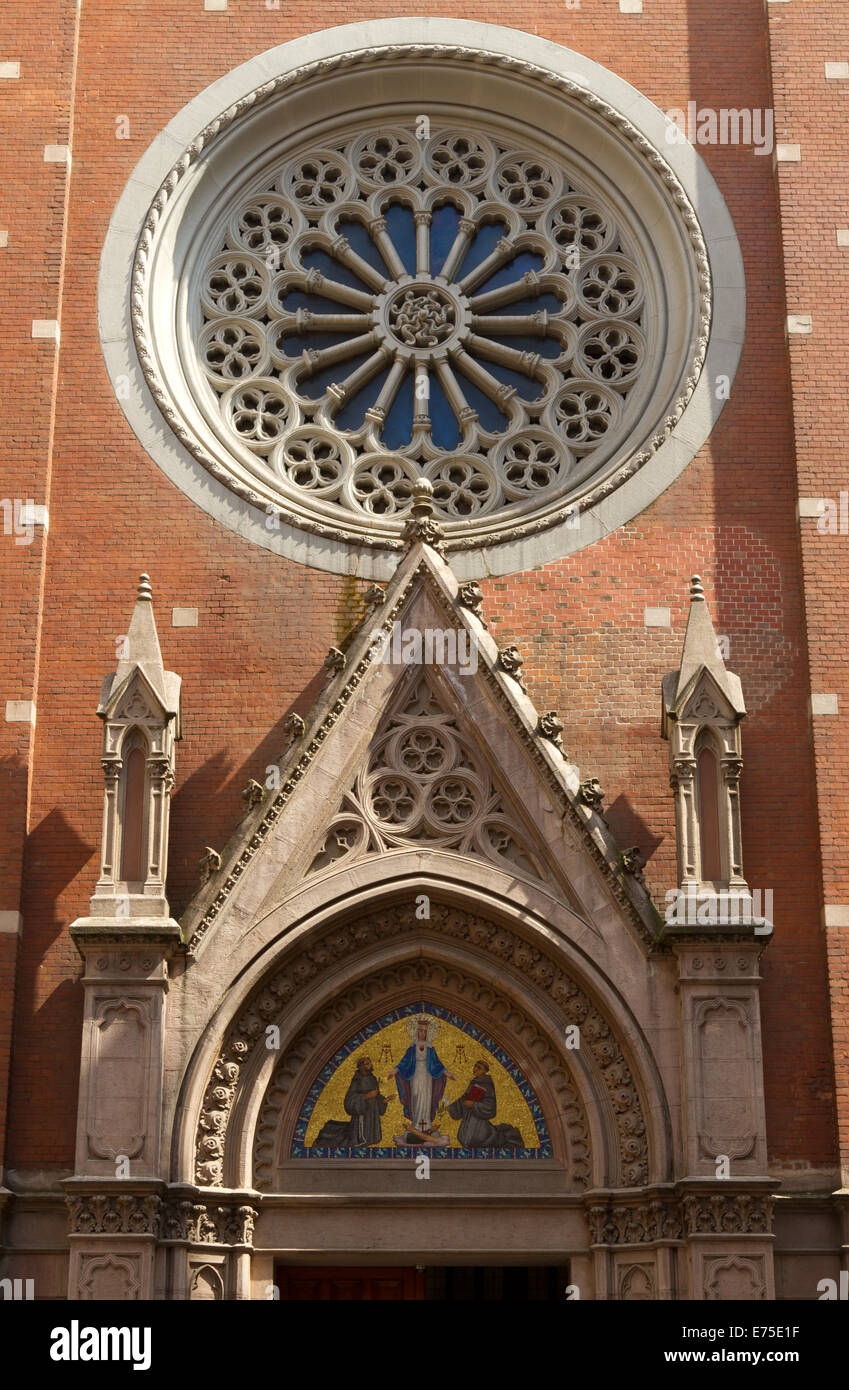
[471,313,551,338]
[299,331,379,378]
[366,358,409,424]
[329,234,387,292]
[458,236,517,294]
[433,358,478,428]
[451,347,516,412]
[440,217,477,283]
[299,271,374,311]
[327,346,392,407]
[414,212,431,276]
[467,333,542,380]
[279,310,373,334]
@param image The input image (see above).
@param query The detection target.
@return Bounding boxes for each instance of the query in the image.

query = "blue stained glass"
[301,249,371,292]
[281,289,363,315]
[382,366,414,449]
[456,222,509,281]
[429,373,462,451]
[454,366,509,433]
[494,334,561,360]
[336,219,391,279]
[295,348,374,400]
[335,363,390,431]
[476,250,544,293]
[384,204,417,276]
[487,293,564,316]
[277,331,357,357]
[479,358,544,402]
[430,203,462,275]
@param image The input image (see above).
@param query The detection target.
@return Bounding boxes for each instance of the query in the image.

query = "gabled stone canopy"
[180,536,660,957]
[662,574,745,733]
[97,573,182,733]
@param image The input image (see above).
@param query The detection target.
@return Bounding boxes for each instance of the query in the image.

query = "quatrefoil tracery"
[196,125,648,532]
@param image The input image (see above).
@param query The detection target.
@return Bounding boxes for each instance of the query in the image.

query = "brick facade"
[0,0,845,1299]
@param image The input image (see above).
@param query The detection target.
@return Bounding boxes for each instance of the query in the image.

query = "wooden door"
[276,1266,425,1300]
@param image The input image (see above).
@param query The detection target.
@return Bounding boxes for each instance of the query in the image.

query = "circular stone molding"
[103,21,745,579]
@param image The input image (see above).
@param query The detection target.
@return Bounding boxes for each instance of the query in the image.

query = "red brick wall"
[767,0,849,1175]
[1,0,838,1173]
[0,0,79,1170]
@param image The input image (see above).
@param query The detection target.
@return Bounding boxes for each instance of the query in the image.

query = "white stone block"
[776,143,801,162]
[797,499,825,518]
[204,0,227,8]
[619,0,643,10]
[825,62,849,80]
[0,911,22,936]
[0,62,20,79]
[172,607,199,627]
[31,320,60,342]
[644,606,671,628]
[824,904,849,928]
[18,502,49,530]
[0,231,7,249]
[837,230,849,247]
[43,144,71,165]
[5,700,36,725]
[811,693,838,716]
[786,314,812,334]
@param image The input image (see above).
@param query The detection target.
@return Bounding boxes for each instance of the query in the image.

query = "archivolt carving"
[193,901,649,1187]
[252,959,590,1188]
[307,675,546,882]
[132,45,711,554]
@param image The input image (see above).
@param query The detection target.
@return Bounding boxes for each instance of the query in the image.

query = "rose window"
[125,30,723,572]
[187,123,655,544]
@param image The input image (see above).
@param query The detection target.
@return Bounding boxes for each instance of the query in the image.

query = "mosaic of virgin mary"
[387,1014,455,1139]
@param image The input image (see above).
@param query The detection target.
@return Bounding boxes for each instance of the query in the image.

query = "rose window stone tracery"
[188,122,657,543]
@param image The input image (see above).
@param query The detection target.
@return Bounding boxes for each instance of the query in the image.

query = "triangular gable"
[180,541,658,955]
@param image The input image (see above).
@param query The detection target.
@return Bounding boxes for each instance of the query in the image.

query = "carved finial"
[364,584,386,608]
[241,779,265,808]
[199,847,222,882]
[537,711,565,752]
[690,574,705,603]
[402,477,446,554]
[284,712,305,746]
[578,778,605,813]
[138,573,153,602]
[324,647,346,677]
[498,644,527,693]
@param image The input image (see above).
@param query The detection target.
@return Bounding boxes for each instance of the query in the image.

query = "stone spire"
[98,574,181,725]
[669,574,745,718]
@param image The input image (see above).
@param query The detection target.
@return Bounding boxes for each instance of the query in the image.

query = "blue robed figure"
[388,1015,454,1130]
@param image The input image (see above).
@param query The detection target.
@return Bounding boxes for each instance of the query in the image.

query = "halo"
[406,1013,440,1043]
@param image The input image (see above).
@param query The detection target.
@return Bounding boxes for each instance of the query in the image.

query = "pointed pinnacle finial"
[411,477,435,520]
[689,574,704,603]
[138,573,153,602]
